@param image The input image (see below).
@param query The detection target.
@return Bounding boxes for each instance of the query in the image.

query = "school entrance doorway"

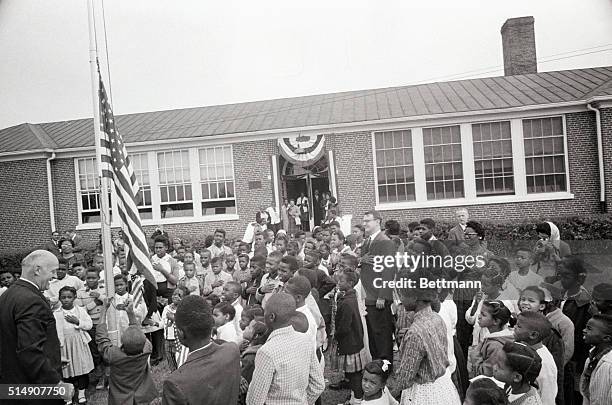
[280,155,330,231]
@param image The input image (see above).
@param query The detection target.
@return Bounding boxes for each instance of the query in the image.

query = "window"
[199,146,236,215]
[76,157,111,223]
[472,121,514,196]
[131,154,152,219]
[523,117,566,193]
[423,125,464,199]
[157,150,193,218]
[374,130,415,202]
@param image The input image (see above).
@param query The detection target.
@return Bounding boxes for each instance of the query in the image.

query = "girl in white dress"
[55,286,94,404]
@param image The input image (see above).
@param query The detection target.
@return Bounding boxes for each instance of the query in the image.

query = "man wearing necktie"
[360,210,397,370]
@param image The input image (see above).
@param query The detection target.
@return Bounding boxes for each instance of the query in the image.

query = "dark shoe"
[329,379,350,390]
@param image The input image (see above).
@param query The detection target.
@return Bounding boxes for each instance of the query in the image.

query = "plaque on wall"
[248,181,262,190]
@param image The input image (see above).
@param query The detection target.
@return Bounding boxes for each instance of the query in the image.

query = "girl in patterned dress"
[390,270,462,405]
[493,341,543,405]
[55,286,95,404]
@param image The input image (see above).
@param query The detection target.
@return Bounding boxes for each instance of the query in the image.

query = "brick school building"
[1,17,612,255]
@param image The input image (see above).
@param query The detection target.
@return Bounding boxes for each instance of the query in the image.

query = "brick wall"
[0,159,51,254]
[327,111,600,226]
[42,140,279,249]
[1,110,605,254]
[601,107,612,213]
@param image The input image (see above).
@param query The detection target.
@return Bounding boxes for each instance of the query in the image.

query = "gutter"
[46,152,57,231]
[587,103,606,212]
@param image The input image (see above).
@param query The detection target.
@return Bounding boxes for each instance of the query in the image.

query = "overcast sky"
[0,0,611,130]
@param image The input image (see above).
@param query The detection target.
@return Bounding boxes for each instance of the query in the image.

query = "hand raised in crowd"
[259,282,276,294]
[245,286,258,295]
[89,290,100,299]
[211,280,224,288]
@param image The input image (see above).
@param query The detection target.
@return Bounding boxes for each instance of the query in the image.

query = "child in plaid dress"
[335,270,369,403]
[161,286,188,371]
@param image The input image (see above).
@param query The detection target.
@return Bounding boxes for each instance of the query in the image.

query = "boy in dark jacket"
[96,300,158,405]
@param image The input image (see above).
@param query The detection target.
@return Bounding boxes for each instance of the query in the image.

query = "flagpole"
[87,0,118,345]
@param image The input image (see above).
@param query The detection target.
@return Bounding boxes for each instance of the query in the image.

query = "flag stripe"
[98,75,157,292]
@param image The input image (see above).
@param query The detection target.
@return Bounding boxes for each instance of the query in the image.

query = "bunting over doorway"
[278,134,325,166]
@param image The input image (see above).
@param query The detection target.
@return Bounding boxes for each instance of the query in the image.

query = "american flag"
[98,75,157,306]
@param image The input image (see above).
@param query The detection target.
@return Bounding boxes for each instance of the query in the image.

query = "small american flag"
[98,75,157,306]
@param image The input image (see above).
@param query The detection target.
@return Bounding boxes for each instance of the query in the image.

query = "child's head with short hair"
[225,253,236,271]
[238,242,251,256]
[172,286,188,306]
[85,268,100,289]
[0,269,16,288]
[493,342,542,390]
[238,254,249,270]
[213,301,235,327]
[183,250,194,264]
[222,281,241,303]
[465,378,508,405]
[184,262,196,279]
[337,270,358,292]
[557,255,587,290]
[339,253,358,272]
[114,274,128,295]
[514,245,533,270]
[519,286,546,313]
[240,305,264,330]
[93,255,104,272]
[200,249,212,267]
[362,360,393,400]
[121,326,147,355]
[71,262,86,280]
[478,300,511,330]
[591,283,612,315]
[58,286,77,310]
[583,314,612,347]
[243,320,268,345]
[211,257,223,275]
[514,311,552,344]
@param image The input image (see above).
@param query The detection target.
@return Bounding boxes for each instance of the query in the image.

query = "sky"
[0,0,611,130]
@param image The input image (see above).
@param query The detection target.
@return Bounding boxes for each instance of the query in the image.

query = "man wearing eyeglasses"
[360,210,397,369]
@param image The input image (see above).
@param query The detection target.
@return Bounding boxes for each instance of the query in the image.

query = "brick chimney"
[501,16,537,76]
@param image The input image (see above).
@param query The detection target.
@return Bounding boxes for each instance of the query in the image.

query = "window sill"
[375,192,574,211]
[75,214,240,231]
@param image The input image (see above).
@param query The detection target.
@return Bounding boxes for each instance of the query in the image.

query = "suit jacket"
[0,279,62,384]
[447,224,465,246]
[44,240,61,256]
[360,231,397,303]
[162,341,240,405]
[96,321,158,405]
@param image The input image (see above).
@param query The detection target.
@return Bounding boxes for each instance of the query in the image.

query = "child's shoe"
[77,389,86,404]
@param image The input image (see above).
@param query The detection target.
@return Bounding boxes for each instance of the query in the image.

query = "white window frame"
[374,115,573,210]
[198,145,237,216]
[74,146,239,230]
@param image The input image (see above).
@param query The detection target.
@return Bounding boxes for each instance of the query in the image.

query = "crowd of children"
[1,207,612,405]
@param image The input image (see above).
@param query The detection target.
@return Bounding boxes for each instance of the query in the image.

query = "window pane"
[473,121,514,196]
[425,126,463,199]
[373,130,414,202]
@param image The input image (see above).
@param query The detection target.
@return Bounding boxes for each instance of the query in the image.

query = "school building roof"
[2,65,612,154]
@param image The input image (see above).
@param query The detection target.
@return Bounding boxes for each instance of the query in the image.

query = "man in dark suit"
[0,250,73,404]
[313,189,324,226]
[43,231,62,256]
[360,210,397,368]
[162,295,240,405]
